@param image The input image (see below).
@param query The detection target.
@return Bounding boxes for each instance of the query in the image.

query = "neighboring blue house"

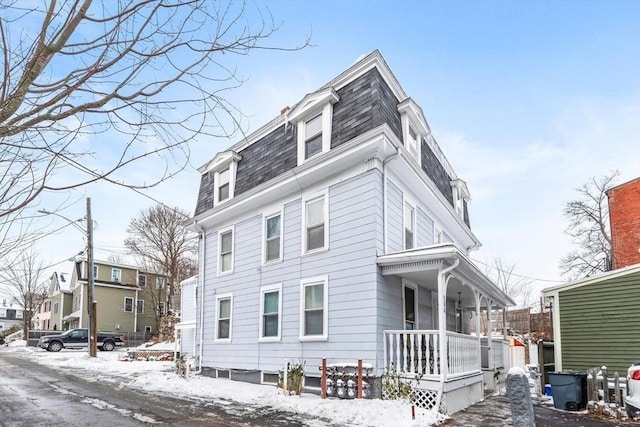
[183,51,514,414]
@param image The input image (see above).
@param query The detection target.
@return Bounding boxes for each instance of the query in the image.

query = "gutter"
[194,221,206,375]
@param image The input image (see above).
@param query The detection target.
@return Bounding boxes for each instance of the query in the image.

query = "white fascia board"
[542,263,640,294]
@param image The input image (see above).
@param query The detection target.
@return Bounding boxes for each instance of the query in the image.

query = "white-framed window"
[259,283,282,341]
[207,152,241,206]
[218,167,230,202]
[124,297,134,313]
[158,302,165,315]
[404,202,415,250]
[403,281,418,330]
[299,275,328,341]
[451,179,470,220]
[407,126,419,158]
[112,268,121,282]
[92,264,98,279]
[398,99,425,164]
[264,212,283,263]
[215,293,233,342]
[291,89,338,166]
[218,227,234,274]
[303,193,328,253]
[303,114,323,160]
[137,300,144,314]
[53,303,59,314]
[156,277,165,289]
[138,274,147,287]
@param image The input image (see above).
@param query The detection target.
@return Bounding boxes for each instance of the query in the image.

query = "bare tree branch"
[124,204,197,312]
[0,248,48,337]
[560,171,618,280]
[0,0,309,256]
[484,257,534,308]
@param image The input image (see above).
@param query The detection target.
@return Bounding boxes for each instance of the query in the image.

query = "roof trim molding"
[543,263,640,294]
[286,87,340,124]
[198,150,242,174]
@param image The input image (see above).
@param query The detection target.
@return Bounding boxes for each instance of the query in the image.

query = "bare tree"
[0,249,48,337]
[485,257,534,308]
[0,0,308,256]
[560,171,618,280]
[125,204,197,312]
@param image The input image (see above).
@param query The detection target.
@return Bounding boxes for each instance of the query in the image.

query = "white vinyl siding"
[404,203,414,250]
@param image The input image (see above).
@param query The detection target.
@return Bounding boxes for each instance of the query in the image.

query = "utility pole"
[87,197,97,357]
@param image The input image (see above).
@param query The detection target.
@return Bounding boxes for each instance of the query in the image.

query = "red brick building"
[607,177,640,269]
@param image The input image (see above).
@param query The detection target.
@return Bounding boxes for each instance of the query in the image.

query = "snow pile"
[2,343,447,426]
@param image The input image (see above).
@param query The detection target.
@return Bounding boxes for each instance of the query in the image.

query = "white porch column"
[438,260,459,380]
[487,300,493,370]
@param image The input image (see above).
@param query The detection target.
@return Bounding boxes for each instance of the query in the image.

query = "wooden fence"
[586,366,627,415]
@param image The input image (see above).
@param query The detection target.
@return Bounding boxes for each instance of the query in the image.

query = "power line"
[471,257,566,284]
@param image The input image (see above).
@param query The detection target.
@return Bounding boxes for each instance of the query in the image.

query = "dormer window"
[451,179,470,220]
[286,87,339,166]
[398,98,429,164]
[198,151,241,207]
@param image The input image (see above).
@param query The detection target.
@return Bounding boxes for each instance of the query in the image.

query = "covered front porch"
[377,244,515,414]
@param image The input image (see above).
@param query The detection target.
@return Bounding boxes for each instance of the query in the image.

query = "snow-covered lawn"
[2,340,446,426]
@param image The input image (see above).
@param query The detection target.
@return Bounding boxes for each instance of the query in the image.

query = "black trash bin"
[548,371,588,411]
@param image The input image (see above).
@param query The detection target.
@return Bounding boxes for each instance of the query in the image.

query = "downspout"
[382,150,399,254]
[195,222,206,374]
[134,289,139,333]
[438,258,459,381]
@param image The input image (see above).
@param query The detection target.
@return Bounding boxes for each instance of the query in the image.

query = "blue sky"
[33,0,640,307]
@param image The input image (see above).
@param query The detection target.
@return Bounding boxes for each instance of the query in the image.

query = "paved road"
[0,352,315,427]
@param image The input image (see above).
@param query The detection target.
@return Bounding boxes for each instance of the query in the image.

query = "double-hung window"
[259,284,282,341]
[124,297,133,313]
[264,213,282,263]
[156,277,165,289]
[218,168,230,202]
[219,228,233,274]
[408,126,419,158]
[92,264,98,279]
[138,274,147,287]
[215,293,233,341]
[300,276,328,340]
[404,203,415,250]
[137,300,144,314]
[304,195,327,253]
[112,268,121,282]
[304,114,323,160]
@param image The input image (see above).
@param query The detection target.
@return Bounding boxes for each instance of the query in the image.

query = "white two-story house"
[184,50,513,414]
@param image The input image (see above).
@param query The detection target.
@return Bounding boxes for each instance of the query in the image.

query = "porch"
[377,244,515,414]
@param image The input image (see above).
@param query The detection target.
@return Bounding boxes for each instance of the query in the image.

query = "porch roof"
[377,243,515,308]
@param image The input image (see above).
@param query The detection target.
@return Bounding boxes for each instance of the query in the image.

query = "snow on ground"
[2,340,446,426]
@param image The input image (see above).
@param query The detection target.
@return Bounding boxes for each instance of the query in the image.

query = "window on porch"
[403,282,417,330]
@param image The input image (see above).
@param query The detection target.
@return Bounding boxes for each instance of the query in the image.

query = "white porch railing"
[383,330,481,378]
[447,332,481,376]
[480,337,508,369]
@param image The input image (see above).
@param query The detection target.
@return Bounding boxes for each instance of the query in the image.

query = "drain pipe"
[438,259,459,380]
[194,222,206,374]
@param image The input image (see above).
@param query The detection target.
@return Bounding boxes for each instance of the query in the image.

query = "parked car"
[626,364,640,419]
[37,328,125,352]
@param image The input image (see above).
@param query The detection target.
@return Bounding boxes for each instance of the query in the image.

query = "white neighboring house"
[0,302,24,331]
[183,50,514,414]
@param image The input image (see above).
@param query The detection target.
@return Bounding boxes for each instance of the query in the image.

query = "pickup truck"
[38,328,125,352]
